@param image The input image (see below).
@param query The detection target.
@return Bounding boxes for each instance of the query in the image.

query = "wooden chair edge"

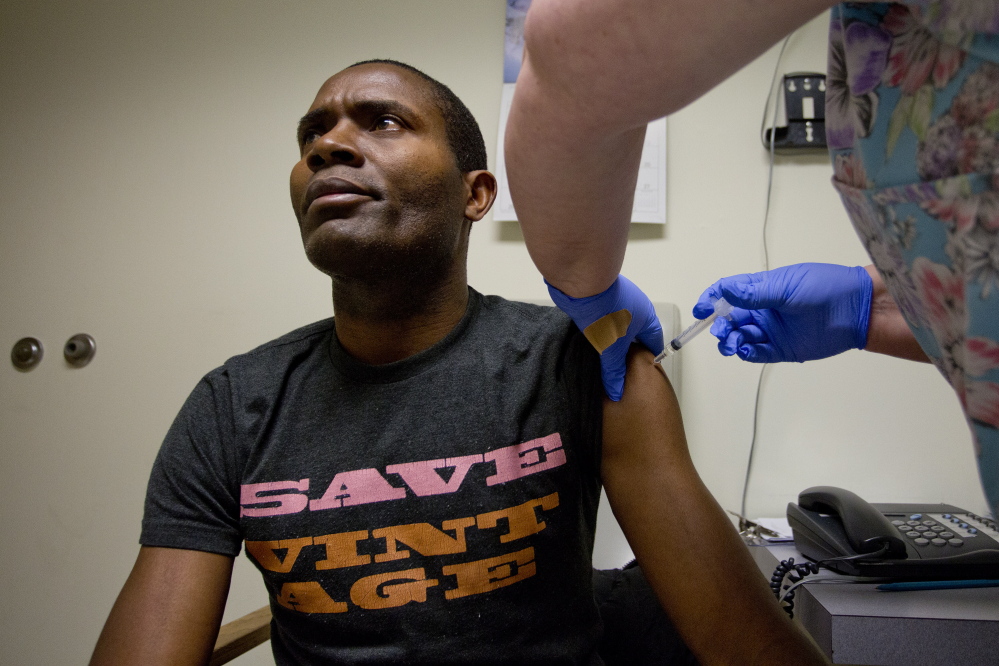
[209,605,271,666]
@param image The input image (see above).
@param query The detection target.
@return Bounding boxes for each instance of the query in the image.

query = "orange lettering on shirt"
[276,581,347,614]
[442,547,536,600]
[475,493,560,543]
[349,568,439,610]
[313,530,371,570]
[245,537,314,573]
[372,517,476,563]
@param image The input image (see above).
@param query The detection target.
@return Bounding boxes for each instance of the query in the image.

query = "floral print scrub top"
[827,1,999,514]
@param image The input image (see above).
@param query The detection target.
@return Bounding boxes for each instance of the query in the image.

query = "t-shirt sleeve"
[559,327,605,480]
[140,370,243,557]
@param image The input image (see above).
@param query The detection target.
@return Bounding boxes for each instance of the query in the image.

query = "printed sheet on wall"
[492,0,667,225]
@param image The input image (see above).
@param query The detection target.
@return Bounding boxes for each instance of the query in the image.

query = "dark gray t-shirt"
[142,290,605,665]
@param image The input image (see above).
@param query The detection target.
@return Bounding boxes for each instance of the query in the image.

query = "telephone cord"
[771,545,890,617]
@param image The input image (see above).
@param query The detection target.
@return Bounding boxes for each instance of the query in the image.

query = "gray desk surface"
[750,544,999,665]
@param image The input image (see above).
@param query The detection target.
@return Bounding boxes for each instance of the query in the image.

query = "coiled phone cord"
[770,545,890,618]
[770,557,819,618]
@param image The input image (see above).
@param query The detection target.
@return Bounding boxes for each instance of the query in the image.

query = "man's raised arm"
[601,347,829,664]
[505,0,837,296]
[90,547,233,666]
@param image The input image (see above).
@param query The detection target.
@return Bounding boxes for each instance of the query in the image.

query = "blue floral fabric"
[828,1,999,515]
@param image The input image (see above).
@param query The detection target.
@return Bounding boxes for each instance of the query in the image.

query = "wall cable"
[739,34,791,520]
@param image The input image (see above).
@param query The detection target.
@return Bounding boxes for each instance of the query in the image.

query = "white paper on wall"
[493,84,667,224]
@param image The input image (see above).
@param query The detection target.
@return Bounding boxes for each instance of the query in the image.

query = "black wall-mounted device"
[762,72,827,152]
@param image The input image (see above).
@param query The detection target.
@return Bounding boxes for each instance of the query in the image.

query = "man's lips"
[303,177,376,214]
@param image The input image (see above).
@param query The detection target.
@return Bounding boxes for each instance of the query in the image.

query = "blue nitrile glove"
[547,275,665,401]
[693,263,873,363]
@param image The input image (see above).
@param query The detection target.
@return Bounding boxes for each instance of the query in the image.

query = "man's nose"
[305,125,364,172]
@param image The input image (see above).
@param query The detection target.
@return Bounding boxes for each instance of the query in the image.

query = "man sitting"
[89,60,826,665]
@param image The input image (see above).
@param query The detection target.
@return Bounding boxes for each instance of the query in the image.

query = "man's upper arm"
[90,546,234,666]
[98,371,243,664]
[143,373,244,555]
[601,348,828,664]
[505,0,838,295]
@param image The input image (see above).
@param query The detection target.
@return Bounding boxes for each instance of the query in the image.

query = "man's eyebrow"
[296,99,420,139]
[297,109,327,140]
[352,99,418,120]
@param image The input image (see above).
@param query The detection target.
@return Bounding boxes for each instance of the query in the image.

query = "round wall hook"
[64,333,96,368]
[11,337,44,371]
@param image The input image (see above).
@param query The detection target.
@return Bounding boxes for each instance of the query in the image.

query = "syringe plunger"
[654,297,733,363]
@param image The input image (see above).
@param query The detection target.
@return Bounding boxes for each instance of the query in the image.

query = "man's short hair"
[349,59,488,173]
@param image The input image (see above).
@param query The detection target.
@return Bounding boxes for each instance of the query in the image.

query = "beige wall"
[0,2,985,664]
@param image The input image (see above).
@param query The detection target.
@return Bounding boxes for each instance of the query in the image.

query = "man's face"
[290,63,470,281]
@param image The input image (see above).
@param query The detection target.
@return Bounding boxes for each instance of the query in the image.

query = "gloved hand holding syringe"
[655,298,733,363]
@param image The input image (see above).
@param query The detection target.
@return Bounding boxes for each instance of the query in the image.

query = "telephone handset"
[786,486,999,578]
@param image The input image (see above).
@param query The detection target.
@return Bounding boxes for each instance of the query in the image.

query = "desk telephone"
[786,486,999,579]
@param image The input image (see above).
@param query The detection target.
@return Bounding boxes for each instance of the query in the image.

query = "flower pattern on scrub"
[828,1,999,514]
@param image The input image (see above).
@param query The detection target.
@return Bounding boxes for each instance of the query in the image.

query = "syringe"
[655,298,733,363]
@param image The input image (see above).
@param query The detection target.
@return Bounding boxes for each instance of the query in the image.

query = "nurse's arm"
[505,0,839,297]
[863,265,929,362]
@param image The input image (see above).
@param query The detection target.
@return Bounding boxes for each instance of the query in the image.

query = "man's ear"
[462,170,497,221]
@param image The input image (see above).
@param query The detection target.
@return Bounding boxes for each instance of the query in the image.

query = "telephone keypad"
[895,515,977,549]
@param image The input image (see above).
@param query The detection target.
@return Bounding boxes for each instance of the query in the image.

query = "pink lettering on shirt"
[386,454,485,497]
[240,479,310,517]
[240,433,568,518]
[309,468,407,511]
[483,434,567,486]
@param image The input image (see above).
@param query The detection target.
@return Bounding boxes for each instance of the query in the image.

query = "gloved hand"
[693,263,873,363]
[547,275,664,401]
